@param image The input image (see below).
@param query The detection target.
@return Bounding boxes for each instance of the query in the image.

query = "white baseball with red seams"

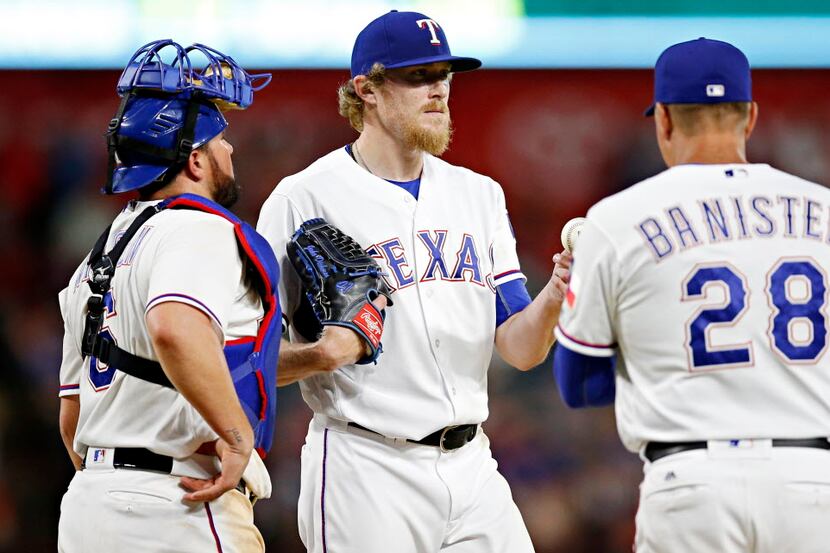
[560,216,586,252]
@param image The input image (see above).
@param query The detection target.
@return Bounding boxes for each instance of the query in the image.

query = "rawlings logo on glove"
[287,218,393,364]
[354,305,383,348]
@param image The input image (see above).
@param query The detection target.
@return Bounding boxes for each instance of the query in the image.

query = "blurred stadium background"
[1,0,829,551]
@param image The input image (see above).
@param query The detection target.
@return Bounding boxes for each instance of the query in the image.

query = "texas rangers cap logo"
[349,10,481,77]
[416,19,442,45]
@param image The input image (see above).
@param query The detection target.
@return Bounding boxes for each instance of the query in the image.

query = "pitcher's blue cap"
[645,38,752,116]
[351,10,482,77]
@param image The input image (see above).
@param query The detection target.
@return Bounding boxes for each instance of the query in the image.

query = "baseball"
[560,217,586,252]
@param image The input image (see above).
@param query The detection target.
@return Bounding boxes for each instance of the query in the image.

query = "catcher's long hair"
[338,63,386,132]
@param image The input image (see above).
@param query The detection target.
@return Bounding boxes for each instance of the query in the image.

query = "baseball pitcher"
[258,10,571,553]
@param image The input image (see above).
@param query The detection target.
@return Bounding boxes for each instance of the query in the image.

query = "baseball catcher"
[58,39,276,553]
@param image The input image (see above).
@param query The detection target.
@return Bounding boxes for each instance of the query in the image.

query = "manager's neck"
[666,133,749,167]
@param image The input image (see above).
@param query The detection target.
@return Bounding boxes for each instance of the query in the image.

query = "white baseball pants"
[297,414,535,553]
[58,467,264,552]
[636,440,830,553]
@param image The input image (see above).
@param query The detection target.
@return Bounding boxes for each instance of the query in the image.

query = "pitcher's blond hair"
[338,63,387,132]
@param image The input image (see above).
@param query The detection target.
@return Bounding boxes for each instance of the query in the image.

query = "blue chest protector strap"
[80,194,281,455]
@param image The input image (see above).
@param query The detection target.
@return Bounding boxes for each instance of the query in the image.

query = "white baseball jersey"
[58,199,262,459]
[257,147,525,440]
[555,163,830,452]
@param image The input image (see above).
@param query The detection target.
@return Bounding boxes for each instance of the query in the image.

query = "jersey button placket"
[410,188,457,417]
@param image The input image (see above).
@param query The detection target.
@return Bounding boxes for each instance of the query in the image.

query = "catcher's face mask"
[104,39,272,194]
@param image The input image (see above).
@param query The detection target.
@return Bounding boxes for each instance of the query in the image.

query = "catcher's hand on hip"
[287,218,393,364]
[180,438,251,503]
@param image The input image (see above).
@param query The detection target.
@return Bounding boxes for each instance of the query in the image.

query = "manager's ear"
[655,102,673,142]
[654,103,675,167]
[745,101,759,140]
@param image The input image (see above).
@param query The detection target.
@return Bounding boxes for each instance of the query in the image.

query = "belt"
[347,422,478,452]
[82,447,256,503]
[645,438,830,463]
[112,447,174,472]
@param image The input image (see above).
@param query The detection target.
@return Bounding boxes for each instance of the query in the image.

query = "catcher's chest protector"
[166,195,281,456]
[84,193,281,455]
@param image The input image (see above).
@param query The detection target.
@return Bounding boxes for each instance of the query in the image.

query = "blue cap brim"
[383,54,482,73]
[107,163,169,194]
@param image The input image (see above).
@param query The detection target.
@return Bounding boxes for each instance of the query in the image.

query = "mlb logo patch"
[92,449,106,464]
[725,168,749,178]
[706,84,725,97]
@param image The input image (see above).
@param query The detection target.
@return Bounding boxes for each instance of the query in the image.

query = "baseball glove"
[287,218,393,364]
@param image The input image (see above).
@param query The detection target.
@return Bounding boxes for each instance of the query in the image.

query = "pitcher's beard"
[403,117,453,156]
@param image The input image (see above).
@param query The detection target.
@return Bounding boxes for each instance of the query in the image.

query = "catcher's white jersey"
[58,200,261,459]
[555,163,830,452]
[257,147,525,440]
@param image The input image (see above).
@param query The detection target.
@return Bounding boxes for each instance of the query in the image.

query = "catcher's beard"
[208,151,240,208]
[402,106,453,156]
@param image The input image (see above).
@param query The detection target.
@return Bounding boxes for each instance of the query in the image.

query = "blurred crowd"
[1,68,828,552]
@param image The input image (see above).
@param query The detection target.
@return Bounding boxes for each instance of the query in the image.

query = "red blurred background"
[0,69,828,551]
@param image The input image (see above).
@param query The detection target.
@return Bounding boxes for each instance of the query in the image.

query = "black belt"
[645,438,830,463]
[84,447,255,502]
[347,422,478,452]
[112,447,174,472]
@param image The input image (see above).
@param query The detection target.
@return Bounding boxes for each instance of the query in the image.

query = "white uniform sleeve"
[490,181,526,287]
[145,216,240,338]
[256,191,304,326]
[554,218,618,357]
[58,287,83,397]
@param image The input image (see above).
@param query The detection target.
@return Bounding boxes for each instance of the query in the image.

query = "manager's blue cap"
[350,10,482,78]
[645,37,752,116]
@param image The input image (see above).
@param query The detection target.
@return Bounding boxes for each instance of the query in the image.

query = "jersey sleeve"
[490,182,526,288]
[490,181,530,326]
[553,345,616,408]
[495,279,532,327]
[145,215,241,338]
[58,287,82,397]
[256,191,304,327]
[553,217,618,357]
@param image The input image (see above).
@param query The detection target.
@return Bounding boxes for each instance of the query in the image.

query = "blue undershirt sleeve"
[553,343,616,408]
[495,279,532,327]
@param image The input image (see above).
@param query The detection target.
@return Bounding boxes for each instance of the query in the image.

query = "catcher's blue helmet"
[105,39,271,194]
[110,96,228,194]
